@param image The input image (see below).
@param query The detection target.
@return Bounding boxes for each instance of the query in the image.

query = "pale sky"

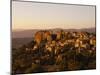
[12,1,95,30]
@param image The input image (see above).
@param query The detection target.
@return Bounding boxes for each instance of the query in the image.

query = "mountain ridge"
[12,27,96,38]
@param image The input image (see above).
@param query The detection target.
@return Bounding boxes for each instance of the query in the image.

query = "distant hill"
[12,29,38,38]
[12,28,96,38]
[64,28,96,33]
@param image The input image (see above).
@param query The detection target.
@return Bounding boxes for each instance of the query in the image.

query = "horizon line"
[12,27,96,31]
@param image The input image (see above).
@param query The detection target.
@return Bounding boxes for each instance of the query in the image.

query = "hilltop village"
[12,30,96,74]
[32,30,96,53]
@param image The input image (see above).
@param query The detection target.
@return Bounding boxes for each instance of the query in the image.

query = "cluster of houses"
[32,30,95,51]
[25,30,96,65]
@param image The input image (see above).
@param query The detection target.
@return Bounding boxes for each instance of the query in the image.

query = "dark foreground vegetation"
[12,30,96,74]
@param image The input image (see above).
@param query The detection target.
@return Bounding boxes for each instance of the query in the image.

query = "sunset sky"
[12,1,95,30]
